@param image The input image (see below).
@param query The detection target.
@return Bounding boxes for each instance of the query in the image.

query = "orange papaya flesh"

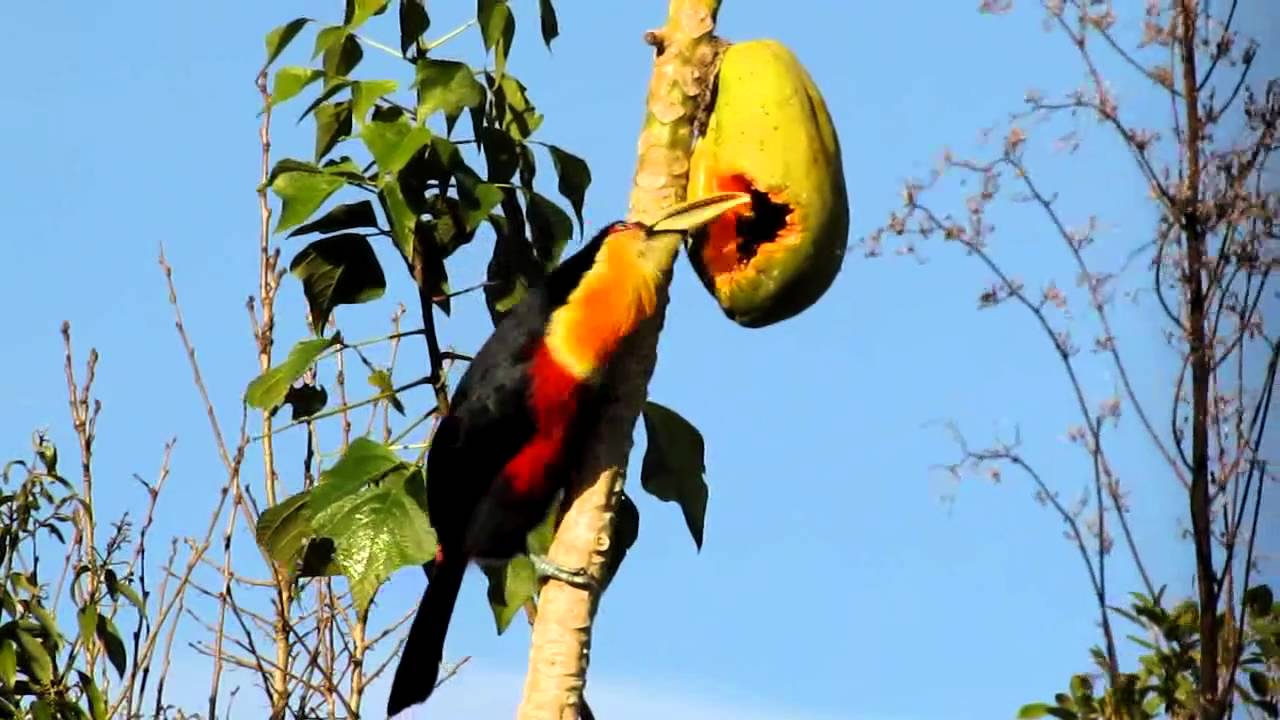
[685,39,849,328]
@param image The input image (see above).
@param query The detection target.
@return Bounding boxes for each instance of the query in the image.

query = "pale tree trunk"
[515,2,725,718]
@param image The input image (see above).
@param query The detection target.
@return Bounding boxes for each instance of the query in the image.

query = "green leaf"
[306,441,436,612]
[640,401,708,550]
[265,17,312,67]
[28,603,61,644]
[1017,704,1050,719]
[15,629,51,684]
[547,145,590,233]
[288,200,380,237]
[484,208,542,326]
[115,582,145,614]
[282,383,329,420]
[270,167,346,233]
[312,24,347,59]
[77,604,98,655]
[0,639,16,687]
[77,670,107,720]
[298,79,353,122]
[414,59,485,120]
[361,118,432,176]
[246,336,339,410]
[602,492,639,590]
[525,191,572,266]
[492,73,542,139]
[478,0,515,77]
[256,492,314,569]
[346,0,388,29]
[1250,671,1272,698]
[378,178,418,259]
[482,555,535,635]
[538,0,558,48]
[479,127,519,183]
[458,180,504,233]
[399,0,430,55]
[1069,674,1092,700]
[368,370,405,415]
[314,101,353,162]
[30,699,52,720]
[290,234,387,333]
[484,497,560,634]
[323,32,364,83]
[351,79,399,123]
[95,614,127,678]
[271,66,323,106]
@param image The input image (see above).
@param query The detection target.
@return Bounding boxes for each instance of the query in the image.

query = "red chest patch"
[502,343,582,495]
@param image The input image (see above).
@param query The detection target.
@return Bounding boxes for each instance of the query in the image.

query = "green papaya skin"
[686,39,849,328]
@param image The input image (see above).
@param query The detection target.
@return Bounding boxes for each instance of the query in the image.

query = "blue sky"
[4,1,1275,719]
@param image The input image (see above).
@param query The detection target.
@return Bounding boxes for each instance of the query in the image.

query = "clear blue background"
[4,2,1276,718]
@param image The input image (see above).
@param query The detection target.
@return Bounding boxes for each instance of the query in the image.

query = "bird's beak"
[647,192,753,234]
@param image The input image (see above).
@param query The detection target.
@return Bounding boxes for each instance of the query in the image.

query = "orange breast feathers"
[542,235,662,381]
[502,343,581,495]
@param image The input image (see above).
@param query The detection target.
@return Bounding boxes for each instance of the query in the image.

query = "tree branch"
[516,3,724,717]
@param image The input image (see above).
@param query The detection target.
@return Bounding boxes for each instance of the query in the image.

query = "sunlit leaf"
[256,492,314,569]
[312,24,347,58]
[378,178,418,259]
[270,167,346,233]
[493,73,542,139]
[78,670,107,720]
[484,497,559,634]
[368,369,405,415]
[246,336,339,409]
[77,604,98,655]
[457,180,504,233]
[351,79,399,123]
[346,0,389,29]
[323,32,364,84]
[288,200,380,237]
[0,639,15,687]
[306,441,436,612]
[415,59,485,120]
[271,66,323,107]
[361,118,432,175]
[265,17,312,67]
[314,100,354,161]
[478,0,515,77]
[640,401,708,550]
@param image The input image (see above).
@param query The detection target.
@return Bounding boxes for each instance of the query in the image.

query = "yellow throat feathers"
[543,233,665,381]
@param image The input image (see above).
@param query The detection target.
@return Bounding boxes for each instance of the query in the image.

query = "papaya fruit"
[685,39,849,328]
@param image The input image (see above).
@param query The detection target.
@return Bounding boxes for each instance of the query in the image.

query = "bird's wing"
[425,289,550,545]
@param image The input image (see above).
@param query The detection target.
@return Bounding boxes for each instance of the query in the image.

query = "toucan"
[386,192,751,717]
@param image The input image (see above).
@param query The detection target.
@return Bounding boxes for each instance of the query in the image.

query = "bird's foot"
[529,553,597,591]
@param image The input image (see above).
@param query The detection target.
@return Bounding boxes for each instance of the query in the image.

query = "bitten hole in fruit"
[697,174,794,277]
[734,186,791,263]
